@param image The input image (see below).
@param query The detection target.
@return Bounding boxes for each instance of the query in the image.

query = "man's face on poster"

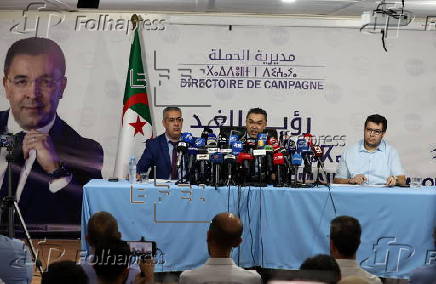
[3,53,66,130]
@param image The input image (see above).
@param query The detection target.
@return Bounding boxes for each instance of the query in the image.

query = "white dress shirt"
[179,257,262,284]
[336,259,382,284]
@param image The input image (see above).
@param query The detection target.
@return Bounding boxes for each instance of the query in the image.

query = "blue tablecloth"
[81,179,436,278]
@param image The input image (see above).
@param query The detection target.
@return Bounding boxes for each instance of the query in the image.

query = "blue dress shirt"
[336,140,404,185]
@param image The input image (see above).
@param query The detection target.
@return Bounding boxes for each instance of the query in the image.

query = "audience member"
[300,254,341,283]
[179,212,261,284]
[41,260,88,284]
[0,234,33,284]
[82,211,140,284]
[93,240,153,284]
[408,227,436,284]
[330,216,382,284]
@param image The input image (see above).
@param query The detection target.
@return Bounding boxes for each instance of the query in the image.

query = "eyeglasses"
[6,76,63,90]
[166,117,183,123]
[366,127,384,135]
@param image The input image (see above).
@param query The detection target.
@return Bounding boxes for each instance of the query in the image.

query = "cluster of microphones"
[174,127,326,187]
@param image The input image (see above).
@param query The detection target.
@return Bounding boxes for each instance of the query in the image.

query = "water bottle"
[128,156,136,184]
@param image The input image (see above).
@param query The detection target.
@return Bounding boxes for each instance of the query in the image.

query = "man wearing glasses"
[137,107,183,179]
[0,37,103,224]
[334,114,406,186]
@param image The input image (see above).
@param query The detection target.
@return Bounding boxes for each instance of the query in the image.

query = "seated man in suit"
[0,37,103,224]
[179,212,261,284]
[136,107,183,179]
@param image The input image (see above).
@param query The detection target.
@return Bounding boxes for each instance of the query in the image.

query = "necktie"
[169,141,178,180]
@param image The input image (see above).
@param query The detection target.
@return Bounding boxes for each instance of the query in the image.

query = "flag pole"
[113,13,154,179]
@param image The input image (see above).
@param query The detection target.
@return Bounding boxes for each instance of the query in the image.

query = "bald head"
[87,211,121,248]
[208,213,243,248]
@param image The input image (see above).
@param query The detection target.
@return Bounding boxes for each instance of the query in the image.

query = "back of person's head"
[93,240,131,284]
[300,254,341,283]
[330,216,361,258]
[364,114,387,132]
[42,260,88,284]
[87,211,121,248]
[4,37,66,76]
[208,212,243,249]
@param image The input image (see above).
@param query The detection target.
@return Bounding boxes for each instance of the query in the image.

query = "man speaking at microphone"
[137,106,183,179]
[334,114,406,186]
[0,37,103,224]
[243,107,268,140]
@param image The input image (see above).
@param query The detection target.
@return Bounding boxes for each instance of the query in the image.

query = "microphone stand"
[176,152,188,185]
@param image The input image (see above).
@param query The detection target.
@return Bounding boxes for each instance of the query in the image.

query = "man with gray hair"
[137,107,183,179]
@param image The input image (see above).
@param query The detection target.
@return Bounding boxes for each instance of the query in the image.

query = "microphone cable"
[246,185,256,265]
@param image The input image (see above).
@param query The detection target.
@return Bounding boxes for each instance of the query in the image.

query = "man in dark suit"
[136,107,183,179]
[0,37,103,224]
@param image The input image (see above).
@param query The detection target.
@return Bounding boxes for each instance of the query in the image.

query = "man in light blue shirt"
[334,114,406,186]
[0,234,33,284]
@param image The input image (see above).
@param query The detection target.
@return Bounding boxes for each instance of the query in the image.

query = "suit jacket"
[0,110,103,224]
[136,133,172,179]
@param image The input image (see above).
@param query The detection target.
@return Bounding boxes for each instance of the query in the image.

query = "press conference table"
[81,179,436,278]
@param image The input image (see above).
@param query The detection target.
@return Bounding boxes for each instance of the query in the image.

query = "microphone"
[265,145,274,178]
[194,137,206,149]
[236,152,254,180]
[303,133,314,148]
[311,144,325,184]
[231,141,244,155]
[181,132,194,145]
[218,133,228,149]
[288,138,297,155]
[206,133,218,148]
[229,133,239,147]
[187,145,198,182]
[245,138,257,153]
[201,127,213,140]
[290,152,302,187]
[296,138,308,153]
[223,152,236,185]
[210,152,224,186]
[311,145,323,159]
[291,152,303,167]
[267,136,279,149]
[257,133,268,149]
[176,141,188,166]
[196,151,210,184]
[273,152,285,186]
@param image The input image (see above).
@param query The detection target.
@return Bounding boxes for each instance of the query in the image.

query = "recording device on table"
[127,239,157,259]
[170,126,329,188]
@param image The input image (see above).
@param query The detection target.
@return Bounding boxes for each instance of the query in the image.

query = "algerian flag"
[113,28,153,178]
